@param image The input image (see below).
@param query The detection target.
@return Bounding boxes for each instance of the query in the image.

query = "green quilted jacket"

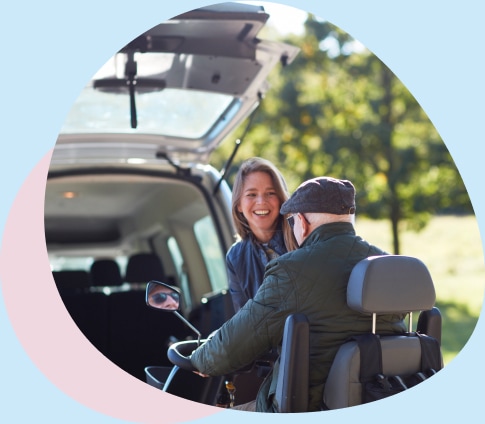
[190,222,406,412]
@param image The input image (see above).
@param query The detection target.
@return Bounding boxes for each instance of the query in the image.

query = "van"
[45,2,299,383]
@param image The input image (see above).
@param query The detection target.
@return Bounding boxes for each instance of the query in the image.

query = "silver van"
[45,2,299,384]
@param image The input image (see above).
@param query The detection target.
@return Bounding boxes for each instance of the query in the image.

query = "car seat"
[110,253,187,381]
[125,252,166,284]
[90,258,123,287]
[323,255,443,409]
[53,270,91,296]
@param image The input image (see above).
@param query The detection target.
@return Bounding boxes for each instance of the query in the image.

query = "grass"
[354,215,485,365]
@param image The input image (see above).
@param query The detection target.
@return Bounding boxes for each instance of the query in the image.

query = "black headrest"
[125,253,165,283]
[90,259,123,286]
[347,255,436,314]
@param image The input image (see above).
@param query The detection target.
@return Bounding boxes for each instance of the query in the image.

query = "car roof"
[56,2,300,167]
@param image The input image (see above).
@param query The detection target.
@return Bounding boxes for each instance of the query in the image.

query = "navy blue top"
[226,226,287,312]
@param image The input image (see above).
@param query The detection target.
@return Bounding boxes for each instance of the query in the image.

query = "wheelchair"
[275,255,442,412]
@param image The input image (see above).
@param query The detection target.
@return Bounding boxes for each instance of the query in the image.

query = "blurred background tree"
[211,14,472,254]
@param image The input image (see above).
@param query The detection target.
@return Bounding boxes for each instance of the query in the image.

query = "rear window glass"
[194,215,228,292]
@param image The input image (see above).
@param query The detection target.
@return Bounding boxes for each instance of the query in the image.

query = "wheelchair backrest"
[324,255,443,409]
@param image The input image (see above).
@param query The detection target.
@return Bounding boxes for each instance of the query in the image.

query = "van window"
[167,236,192,309]
[50,256,94,272]
[49,256,128,275]
[193,215,228,292]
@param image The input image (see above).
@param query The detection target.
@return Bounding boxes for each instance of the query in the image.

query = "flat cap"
[280,177,356,215]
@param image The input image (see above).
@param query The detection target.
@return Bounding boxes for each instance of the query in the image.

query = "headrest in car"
[90,259,123,286]
[347,255,436,314]
[125,253,165,283]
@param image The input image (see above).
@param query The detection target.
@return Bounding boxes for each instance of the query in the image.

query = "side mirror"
[145,280,202,345]
[146,280,181,312]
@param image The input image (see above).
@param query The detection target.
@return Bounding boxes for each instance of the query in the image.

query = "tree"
[212,15,472,254]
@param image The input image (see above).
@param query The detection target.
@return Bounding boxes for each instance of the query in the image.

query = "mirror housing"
[145,280,202,345]
[146,280,181,312]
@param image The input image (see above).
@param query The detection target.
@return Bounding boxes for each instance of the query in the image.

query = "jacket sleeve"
[190,260,297,376]
[226,250,247,313]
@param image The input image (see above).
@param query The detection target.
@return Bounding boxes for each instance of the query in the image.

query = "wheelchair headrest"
[347,255,436,314]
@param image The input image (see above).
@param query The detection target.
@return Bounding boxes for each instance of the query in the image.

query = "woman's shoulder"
[226,237,250,258]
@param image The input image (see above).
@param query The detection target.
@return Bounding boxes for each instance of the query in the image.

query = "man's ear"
[299,213,311,238]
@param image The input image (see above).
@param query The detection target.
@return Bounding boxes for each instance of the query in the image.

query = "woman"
[226,157,297,312]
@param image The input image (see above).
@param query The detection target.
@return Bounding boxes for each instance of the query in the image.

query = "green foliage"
[211,15,472,252]
[355,215,484,365]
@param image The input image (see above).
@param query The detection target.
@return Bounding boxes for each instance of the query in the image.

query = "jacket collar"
[300,221,356,248]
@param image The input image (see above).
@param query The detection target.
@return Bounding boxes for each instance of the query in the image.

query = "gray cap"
[280,177,356,215]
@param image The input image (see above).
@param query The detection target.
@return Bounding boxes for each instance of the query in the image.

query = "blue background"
[1,1,484,422]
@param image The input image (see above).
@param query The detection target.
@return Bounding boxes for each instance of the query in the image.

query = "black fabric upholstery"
[125,253,166,283]
[61,291,110,356]
[53,270,91,295]
[90,259,123,286]
[108,289,192,380]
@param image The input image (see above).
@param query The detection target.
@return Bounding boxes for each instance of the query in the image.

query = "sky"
[243,1,366,55]
[243,1,308,35]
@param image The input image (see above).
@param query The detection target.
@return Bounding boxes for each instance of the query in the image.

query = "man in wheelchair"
[189,176,441,412]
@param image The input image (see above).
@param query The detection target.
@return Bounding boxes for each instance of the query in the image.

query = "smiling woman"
[226,157,297,312]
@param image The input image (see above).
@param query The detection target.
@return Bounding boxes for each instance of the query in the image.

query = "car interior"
[46,169,236,381]
[44,0,300,394]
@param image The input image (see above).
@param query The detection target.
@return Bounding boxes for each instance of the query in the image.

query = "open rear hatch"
[56,2,300,166]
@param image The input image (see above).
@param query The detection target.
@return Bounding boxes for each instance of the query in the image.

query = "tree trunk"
[380,64,401,254]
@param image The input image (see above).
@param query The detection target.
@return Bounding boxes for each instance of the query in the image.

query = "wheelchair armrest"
[417,307,442,345]
[274,313,309,413]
